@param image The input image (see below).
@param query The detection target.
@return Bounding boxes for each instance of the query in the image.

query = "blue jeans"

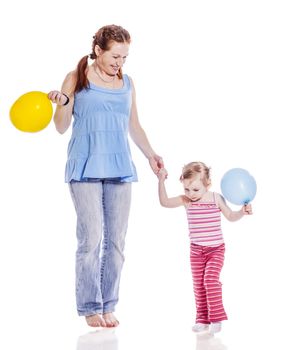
[69,180,131,316]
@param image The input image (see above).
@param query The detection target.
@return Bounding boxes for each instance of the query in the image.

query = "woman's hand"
[48,90,69,106]
[148,155,164,174]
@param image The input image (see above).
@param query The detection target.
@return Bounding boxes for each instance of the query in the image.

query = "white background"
[0,1,283,349]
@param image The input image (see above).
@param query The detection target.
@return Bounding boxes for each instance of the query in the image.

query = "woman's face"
[96,41,129,76]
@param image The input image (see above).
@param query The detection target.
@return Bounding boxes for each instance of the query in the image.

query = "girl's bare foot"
[85,314,106,327]
[102,312,119,327]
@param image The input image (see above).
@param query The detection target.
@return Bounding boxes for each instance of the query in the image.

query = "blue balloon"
[221,168,257,205]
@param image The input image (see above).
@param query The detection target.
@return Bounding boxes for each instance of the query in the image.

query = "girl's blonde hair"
[180,161,211,186]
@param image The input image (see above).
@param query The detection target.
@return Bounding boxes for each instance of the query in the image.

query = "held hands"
[149,155,165,175]
[157,167,168,181]
[242,203,253,215]
[48,90,69,106]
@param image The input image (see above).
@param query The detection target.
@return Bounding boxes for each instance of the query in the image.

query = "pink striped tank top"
[186,192,224,247]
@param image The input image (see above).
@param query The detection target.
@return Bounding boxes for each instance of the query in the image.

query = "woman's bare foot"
[102,312,119,327]
[85,314,106,327]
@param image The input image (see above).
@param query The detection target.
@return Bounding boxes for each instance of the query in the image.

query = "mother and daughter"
[48,24,252,333]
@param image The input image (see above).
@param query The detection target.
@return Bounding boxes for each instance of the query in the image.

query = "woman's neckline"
[88,76,125,91]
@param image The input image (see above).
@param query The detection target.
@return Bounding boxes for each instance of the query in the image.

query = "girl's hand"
[157,167,168,181]
[48,90,69,106]
[242,203,253,215]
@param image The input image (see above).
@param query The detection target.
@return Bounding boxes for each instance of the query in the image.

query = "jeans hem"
[78,310,103,317]
[103,308,115,314]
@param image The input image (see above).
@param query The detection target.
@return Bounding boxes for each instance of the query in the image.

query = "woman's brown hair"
[74,24,131,93]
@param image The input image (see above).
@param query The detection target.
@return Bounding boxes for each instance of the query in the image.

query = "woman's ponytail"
[74,55,89,93]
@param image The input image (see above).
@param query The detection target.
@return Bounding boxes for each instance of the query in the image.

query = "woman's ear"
[94,45,102,57]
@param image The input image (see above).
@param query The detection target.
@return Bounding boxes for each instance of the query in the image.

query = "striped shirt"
[186,193,224,247]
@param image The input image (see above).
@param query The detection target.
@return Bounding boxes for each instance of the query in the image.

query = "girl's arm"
[48,71,76,134]
[128,77,163,174]
[216,193,252,221]
[158,169,188,208]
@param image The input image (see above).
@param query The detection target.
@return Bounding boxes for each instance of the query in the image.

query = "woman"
[48,24,163,328]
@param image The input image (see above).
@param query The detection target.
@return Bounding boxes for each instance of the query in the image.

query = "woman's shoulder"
[124,74,133,85]
[62,70,77,94]
[64,70,77,83]
[126,74,132,80]
[124,75,135,93]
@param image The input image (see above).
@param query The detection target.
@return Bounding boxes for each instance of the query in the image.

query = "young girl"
[157,162,252,334]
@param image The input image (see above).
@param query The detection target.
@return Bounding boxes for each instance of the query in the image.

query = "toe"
[103,313,119,327]
[86,314,106,328]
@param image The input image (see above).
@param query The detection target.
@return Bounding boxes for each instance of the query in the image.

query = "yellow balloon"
[10,91,53,132]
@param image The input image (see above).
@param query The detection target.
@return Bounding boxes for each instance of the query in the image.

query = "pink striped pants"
[190,243,227,324]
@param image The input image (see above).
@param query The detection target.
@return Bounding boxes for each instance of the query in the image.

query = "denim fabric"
[69,180,131,316]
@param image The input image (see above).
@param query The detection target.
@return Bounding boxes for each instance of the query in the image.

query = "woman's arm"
[48,71,76,134]
[128,77,164,174]
[216,193,252,221]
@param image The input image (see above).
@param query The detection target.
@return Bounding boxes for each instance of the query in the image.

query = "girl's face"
[183,177,209,202]
[96,41,129,76]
